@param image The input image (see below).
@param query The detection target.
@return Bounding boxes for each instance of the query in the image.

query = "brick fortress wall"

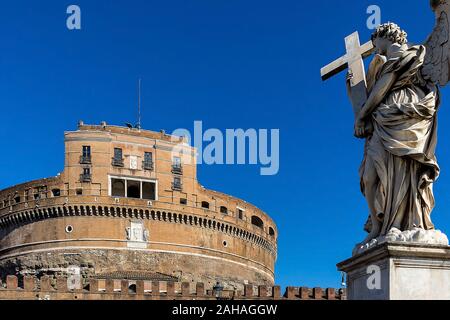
[0,275,346,300]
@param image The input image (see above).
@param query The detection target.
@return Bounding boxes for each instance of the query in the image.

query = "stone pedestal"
[337,242,450,300]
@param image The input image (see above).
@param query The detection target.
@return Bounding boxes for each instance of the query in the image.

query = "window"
[144,152,152,162]
[143,152,153,170]
[269,227,275,237]
[111,178,125,197]
[251,216,264,229]
[220,206,228,214]
[80,146,91,164]
[127,180,140,199]
[110,177,157,200]
[172,156,182,174]
[114,148,122,159]
[142,182,155,200]
[83,146,91,157]
[52,189,61,197]
[237,209,244,220]
[201,201,210,209]
[112,148,124,167]
[14,194,21,204]
[80,168,91,182]
[76,189,83,196]
[172,177,182,190]
[180,198,187,205]
[128,284,137,293]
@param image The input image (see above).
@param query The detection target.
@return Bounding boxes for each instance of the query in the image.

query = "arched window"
[201,201,210,209]
[220,206,228,214]
[128,284,136,293]
[269,227,275,237]
[251,216,264,229]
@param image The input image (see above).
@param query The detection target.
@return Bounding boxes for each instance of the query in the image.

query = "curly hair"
[371,22,408,45]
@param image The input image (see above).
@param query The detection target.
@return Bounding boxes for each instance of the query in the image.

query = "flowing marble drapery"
[361,45,440,235]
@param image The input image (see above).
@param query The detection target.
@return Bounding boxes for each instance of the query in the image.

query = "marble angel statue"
[348,1,450,253]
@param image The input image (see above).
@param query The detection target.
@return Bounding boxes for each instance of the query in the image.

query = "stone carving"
[66,265,81,290]
[322,1,450,253]
[143,229,150,242]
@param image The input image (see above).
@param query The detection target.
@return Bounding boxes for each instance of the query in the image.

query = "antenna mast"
[137,78,142,129]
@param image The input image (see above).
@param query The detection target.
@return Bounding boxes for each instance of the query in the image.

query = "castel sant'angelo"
[0,121,278,292]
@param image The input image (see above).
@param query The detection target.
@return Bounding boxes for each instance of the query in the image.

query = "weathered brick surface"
[40,276,51,292]
[313,287,323,300]
[285,287,297,299]
[6,276,17,290]
[272,286,281,299]
[24,276,35,291]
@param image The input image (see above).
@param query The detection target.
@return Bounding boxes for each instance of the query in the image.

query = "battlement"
[0,275,346,300]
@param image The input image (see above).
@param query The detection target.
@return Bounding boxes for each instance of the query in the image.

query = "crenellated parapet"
[0,275,346,301]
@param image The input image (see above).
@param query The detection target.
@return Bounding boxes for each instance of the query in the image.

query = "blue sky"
[0,0,449,289]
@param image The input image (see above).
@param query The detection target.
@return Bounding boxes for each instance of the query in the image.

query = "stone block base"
[337,242,450,300]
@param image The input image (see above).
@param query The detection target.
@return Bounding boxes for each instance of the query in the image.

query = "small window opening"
[201,201,210,209]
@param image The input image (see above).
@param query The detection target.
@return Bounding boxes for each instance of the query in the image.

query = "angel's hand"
[354,116,366,139]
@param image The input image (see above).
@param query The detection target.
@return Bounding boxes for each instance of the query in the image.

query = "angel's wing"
[422,1,450,86]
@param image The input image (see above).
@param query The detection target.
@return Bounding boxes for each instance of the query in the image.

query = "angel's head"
[371,23,408,55]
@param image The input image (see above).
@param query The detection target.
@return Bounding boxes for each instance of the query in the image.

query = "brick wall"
[0,275,346,300]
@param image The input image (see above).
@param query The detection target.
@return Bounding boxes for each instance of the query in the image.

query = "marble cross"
[321,32,374,114]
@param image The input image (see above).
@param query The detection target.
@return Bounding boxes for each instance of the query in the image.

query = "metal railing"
[171,165,183,175]
[80,173,92,183]
[112,158,124,167]
[80,155,92,164]
[142,160,154,171]
[172,182,183,191]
